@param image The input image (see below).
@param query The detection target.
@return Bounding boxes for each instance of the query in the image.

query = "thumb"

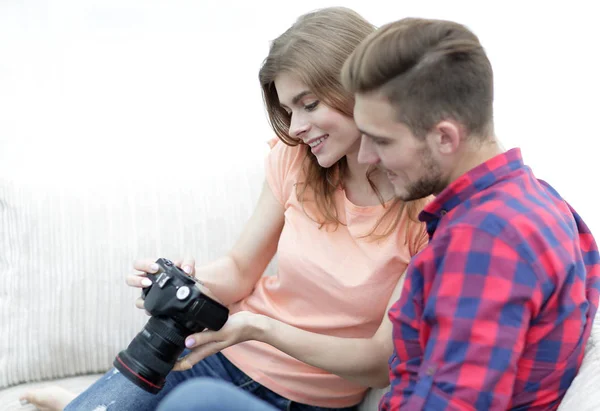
[173,355,193,372]
[181,257,196,276]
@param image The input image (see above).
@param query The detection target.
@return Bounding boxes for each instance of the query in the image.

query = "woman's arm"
[194,180,284,305]
[130,180,284,307]
[177,272,406,388]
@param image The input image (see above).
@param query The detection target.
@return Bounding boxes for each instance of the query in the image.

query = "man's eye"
[373,139,389,146]
[304,101,319,111]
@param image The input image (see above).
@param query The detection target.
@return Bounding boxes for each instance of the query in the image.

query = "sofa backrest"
[0,143,270,388]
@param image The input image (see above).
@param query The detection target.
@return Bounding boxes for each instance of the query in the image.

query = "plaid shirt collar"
[419,148,525,228]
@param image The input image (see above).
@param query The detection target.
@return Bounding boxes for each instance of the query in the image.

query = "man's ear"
[428,120,462,155]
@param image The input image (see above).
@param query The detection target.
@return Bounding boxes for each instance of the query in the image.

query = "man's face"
[353,91,446,201]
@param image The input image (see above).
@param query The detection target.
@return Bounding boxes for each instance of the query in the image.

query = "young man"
[341,17,600,410]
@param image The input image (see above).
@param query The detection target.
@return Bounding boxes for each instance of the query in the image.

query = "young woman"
[21,7,429,411]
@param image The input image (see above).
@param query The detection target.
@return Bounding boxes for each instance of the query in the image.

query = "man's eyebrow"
[358,128,390,140]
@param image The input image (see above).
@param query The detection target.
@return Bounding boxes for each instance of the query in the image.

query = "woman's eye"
[304,101,319,111]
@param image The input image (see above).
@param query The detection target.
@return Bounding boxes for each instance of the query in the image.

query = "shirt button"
[440,209,447,216]
[426,366,436,376]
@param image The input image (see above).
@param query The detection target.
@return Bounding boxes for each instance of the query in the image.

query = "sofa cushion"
[0,374,103,411]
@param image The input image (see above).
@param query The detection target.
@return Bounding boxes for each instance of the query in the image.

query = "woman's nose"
[289,113,311,138]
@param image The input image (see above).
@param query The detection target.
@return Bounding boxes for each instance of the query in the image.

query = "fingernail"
[149,263,159,272]
[183,265,192,274]
[185,338,195,348]
[141,278,152,287]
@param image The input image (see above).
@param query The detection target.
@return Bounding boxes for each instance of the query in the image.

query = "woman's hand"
[126,258,219,313]
[173,311,266,371]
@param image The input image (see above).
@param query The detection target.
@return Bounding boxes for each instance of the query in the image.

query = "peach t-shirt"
[222,141,428,408]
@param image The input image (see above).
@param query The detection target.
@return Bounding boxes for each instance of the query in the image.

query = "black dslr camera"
[114,258,229,393]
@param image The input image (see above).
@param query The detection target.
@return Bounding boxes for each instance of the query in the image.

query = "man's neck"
[447,137,504,184]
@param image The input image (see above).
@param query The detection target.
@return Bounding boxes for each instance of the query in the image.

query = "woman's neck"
[342,145,395,207]
[344,145,370,183]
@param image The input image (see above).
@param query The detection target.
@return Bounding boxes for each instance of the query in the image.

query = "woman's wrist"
[249,313,274,342]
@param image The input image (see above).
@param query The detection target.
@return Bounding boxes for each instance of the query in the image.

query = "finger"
[184,330,218,349]
[173,356,191,371]
[172,258,196,276]
[135,297,145,310]
[126,273,152,288]
[133,259,160,274]
[172,342,223,371]
[180,257,196,276]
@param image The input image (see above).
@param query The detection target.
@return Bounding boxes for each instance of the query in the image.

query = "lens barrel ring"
[145,317,186,346]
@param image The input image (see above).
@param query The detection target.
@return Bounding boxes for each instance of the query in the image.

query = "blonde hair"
[342,18,494,138]
[260,7,423,238]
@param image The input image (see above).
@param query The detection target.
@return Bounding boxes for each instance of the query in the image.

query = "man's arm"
[388,227,543,410]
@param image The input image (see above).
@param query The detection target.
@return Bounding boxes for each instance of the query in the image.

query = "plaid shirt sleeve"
[385,226,544,410]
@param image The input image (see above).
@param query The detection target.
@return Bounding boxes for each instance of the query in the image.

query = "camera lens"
[114,317,189,393]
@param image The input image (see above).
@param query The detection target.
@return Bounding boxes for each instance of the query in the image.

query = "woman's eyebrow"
[292,90,312,105]
[281,90,313,110]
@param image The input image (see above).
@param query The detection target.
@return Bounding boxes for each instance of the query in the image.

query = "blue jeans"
[65,352,358,411]
[157,378,278,411]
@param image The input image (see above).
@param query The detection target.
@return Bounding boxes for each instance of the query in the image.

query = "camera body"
[142,258,228,333]
[114,258,229,393]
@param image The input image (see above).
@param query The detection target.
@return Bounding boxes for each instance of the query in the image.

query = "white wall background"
[1,0,599,233]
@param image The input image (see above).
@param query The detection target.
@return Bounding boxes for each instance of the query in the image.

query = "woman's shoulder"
[265,138,308,204]
[391,196,434,256]
[266,138,308,178]
[268,137,306,161]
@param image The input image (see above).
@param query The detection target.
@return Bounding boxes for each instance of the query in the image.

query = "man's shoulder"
[439,177,579,262]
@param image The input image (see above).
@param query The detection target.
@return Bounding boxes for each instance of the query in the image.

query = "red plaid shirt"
[381,148,600,410]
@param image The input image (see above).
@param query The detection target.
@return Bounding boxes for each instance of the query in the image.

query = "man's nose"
[358,136,379,165]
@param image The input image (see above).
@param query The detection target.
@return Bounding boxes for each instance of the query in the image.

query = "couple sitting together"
[21,6,600,411]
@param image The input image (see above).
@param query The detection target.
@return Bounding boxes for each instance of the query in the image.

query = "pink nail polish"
[185,338,195,348]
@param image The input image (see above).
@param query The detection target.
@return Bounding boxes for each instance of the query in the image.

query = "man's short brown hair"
[342,18,494,138]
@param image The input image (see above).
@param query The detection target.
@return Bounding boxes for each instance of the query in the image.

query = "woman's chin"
[314,153,340,169]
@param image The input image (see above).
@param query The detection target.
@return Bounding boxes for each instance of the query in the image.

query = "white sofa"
[1,140,599,411]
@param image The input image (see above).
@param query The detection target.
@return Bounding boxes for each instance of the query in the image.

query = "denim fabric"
[157,378,348,411]
[64,352,358,411]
